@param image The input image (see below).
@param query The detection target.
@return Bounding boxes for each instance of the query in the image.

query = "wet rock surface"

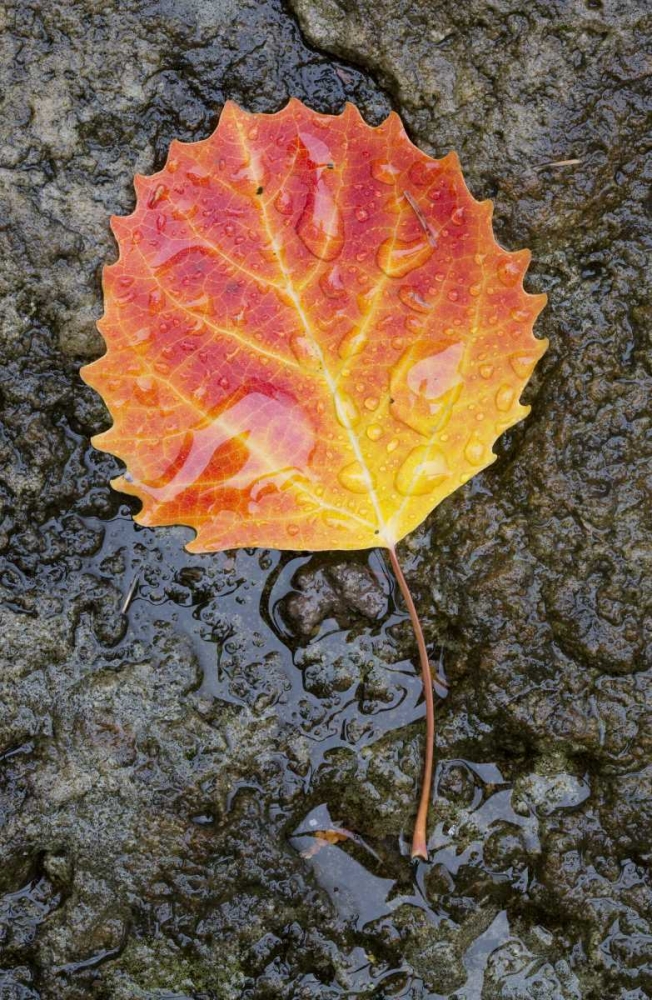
[0,0,650,997]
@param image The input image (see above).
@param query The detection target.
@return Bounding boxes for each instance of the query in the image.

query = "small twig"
[387,546,434,861]
[403,190,438,247]
[538,158,582,169]
[121,571,140,614]
[434,647,449,695]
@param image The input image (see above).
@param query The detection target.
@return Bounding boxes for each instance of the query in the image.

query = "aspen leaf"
[81,99,547,859]
[82,98,547,554]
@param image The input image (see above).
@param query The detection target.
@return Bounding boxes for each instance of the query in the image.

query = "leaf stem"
[387,545,434,861]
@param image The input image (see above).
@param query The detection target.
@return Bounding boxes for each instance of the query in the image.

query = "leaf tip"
[480,198,494,220]
[285,95,305,113]
[109,215,131,246]
[441,150,461,172]
[342,100,365,125]
[530,292,548,318]
[220,99,248,125]
[133,173,149,198]
[90,429,111,452]
[382,109,406,134]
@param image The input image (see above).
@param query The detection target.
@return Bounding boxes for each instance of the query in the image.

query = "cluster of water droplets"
[101,124,542,545]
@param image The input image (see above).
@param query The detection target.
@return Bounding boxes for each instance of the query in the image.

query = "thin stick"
[403,190,438,247]
[537,158,582,169]
[387,545,434,861]
[121,571,140,614]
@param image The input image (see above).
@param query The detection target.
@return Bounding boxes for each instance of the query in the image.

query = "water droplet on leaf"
[399,285,430,313]
[395,445,450,496]
[495,384,516,411]
[377,235,434,278]
[371,160,400,184]
[296,173,344,261]
[335,393,360,427]
[338,326,366,359]
[464,433,485,465]
[148,184,168,209]
[509,352,538,378]
[274,189,294,215]
[134,376,159,406]
[497,257,522,287]
[320,266,347,299]
[390,341,464,436]
[338,460,371,493]
[290,333,321,368]
[408,160,441,187]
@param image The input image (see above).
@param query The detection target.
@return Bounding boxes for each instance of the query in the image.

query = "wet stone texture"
[0,0,650,997]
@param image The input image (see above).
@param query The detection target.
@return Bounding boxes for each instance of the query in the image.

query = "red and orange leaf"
[81,99,547,553]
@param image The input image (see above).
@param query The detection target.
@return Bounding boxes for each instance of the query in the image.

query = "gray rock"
[0,0,650,996]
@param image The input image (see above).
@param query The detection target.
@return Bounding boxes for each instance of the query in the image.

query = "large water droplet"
[321,511,350,531]
[319,266,347,299]
[390,341,464,436]
[404,316,423,335]
[338,460,371,494]
[395,445,450,496]
[408,160,442,187]
[377,235,434,278]
[133,376,159,407]
[399,285,430,313]
[334,393,360,427]
[114,275,135,301]
[479,363,494,379]
[290,333,321,369]
[450,207,465,226]
[497,257,522,287]
[186,165,211,187]
[134,386,316,507]
[296,172,344,261]
[338,326,366,359]
[509,352,538,378]
[464,433,486,466]
[366,424,382,441]
[370,160,400,185]
[495,384,516,411]
[298,129,334,166]
[274,189,294,215]
[132,327,152,350]
[356,289,375,316]
[147,184,168,209]
[229,159,265,196]
[406,348,462,401]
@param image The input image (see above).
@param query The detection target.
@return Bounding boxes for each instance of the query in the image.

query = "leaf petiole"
[387,545,434,861]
